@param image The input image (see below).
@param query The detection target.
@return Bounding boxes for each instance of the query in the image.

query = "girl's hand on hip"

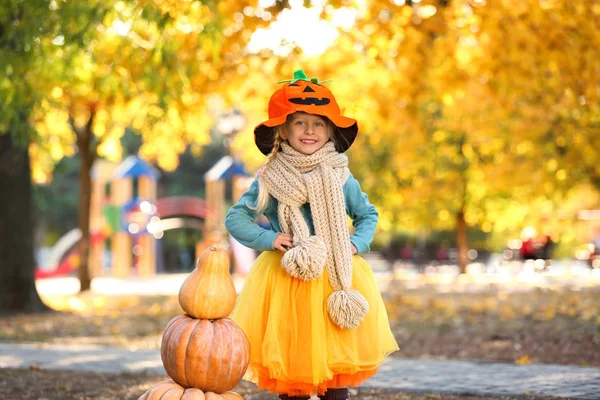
[274,233,293,252]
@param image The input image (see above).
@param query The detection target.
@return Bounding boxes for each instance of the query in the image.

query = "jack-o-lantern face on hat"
[287,81,332,106]
[254,70,358,156]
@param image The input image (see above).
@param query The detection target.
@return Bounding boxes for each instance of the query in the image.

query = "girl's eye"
[315,122,324,127]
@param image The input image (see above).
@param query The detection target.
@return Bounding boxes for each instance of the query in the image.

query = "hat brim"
[254,109,358,156]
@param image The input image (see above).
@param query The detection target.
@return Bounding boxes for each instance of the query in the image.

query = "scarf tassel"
[327,289,370,330]
[281,235,327,281]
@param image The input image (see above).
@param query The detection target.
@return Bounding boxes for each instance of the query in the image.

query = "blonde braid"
[253,126,285,214]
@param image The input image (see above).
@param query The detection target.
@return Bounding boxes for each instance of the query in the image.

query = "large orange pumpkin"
[161,315,250,393]
[178,245,236,320]
[138,380,244,399]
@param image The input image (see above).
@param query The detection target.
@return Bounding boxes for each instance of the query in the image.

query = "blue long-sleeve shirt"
[225,174,378,254]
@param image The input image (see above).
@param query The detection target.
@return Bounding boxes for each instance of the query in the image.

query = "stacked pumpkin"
[139,246,250,400]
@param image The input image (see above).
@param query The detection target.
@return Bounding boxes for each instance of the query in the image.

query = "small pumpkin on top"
[178,245,237,319]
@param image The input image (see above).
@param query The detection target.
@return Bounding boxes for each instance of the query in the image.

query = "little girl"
[225,70,398,400]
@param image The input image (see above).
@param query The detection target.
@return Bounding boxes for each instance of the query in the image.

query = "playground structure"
[36,155,255,279]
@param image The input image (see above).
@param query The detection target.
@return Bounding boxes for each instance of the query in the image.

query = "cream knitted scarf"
[263,141,369,330]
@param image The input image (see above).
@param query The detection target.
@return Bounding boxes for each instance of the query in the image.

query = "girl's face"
[282,112,332,155]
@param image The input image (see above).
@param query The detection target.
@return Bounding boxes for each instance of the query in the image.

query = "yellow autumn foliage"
[27,0,600,255]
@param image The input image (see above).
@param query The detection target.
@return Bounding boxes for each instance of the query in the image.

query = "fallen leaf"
[515,355,532,365]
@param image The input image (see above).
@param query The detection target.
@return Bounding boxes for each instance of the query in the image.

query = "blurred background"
[2,0,600,308]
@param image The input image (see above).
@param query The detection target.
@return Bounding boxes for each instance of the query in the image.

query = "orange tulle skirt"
[230,251,399,396]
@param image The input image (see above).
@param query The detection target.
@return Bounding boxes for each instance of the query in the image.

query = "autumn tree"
[182,0,600,268]
[258,0,600,271]
[0,0,83,313]
[30,0,291,292]
[1,0,274,308]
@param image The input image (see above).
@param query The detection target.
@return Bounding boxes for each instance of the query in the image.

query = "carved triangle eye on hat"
[254,69,359,155]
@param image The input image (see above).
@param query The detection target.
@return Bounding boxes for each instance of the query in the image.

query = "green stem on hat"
[277,69,332,85]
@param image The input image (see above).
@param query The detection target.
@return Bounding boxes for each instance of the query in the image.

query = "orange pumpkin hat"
[254,70,358,155]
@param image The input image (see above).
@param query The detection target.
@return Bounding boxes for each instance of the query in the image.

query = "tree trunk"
[456,206,469,274]
[0,133,50,314]
[75,113,96,292]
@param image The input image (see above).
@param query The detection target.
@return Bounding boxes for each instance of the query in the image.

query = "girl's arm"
[225,180,279,251]
[344,175,379,254]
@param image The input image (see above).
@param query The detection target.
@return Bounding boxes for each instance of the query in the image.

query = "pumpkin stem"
[277,69,332,85]
[293,69,308,80]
